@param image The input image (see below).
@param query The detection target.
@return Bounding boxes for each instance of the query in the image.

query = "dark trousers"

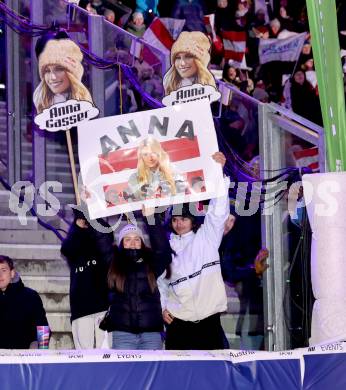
[165,313,225,350]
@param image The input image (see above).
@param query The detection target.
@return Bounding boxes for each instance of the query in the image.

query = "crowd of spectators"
[78,0,346,128]
[0,147,270,351]
[74,0,329,349]
[2,0,343,351]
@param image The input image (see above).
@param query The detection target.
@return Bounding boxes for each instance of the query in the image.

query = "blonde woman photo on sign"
[163,31,216,96]
[128,137,186,201]
[33,38,93,114]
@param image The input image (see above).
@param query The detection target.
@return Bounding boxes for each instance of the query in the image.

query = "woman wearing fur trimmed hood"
[33,39,93,113]
[163,31,216,96]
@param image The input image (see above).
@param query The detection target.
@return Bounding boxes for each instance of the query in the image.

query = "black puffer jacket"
[108,220,171,334]
[0,279,48,349]
[61,219,114,322]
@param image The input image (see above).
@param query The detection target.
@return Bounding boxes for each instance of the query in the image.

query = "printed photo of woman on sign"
[163,31,216,95]
[33,38,93,114]
[127,137,186,200]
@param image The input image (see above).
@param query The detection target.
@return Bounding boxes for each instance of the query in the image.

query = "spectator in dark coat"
[290,70,322,125]
[0,255,49,349]
[172,0,207,33]
[215,0,236,34]
[61,213,114,349]
[220,211,268,350]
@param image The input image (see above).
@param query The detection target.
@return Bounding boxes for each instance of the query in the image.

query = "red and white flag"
[293,147,319,172]
[143,17,185,55]
[221,30,247,62]
[138,17,185,69]
[203,14,216,40]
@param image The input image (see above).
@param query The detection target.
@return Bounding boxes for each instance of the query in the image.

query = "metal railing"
[2,0,325,351]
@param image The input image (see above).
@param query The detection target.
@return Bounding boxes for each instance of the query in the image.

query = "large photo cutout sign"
[78,100,225,219]
[162,31,220,106]
[33,38,99,131]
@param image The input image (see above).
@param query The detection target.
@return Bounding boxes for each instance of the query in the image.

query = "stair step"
[33,214,70,231]
[0,187,77,213]
[221,313,240,334]
[21,149,79,164]
[0,139,76,154]
[22,276,69,294]
[47,312,72,332]
[49,332,74,350]
[0,190,10,202]
[55,192,79,202]
[0,215,38,230]
[0,229,62,244]
[47,171,74,180]
[0,207,36,217]
[0,243,62,260]
[20,158,79,169]
[13,258,69,276]
[41,292,70,313]
[227,336,241,350]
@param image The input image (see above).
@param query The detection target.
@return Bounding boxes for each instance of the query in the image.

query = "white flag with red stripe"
[293,147,319,172]
[221,30,247,62]
[203,14,216,40]
[143,17,185,56]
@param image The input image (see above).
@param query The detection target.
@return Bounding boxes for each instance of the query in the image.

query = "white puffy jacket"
[157,177,230,322]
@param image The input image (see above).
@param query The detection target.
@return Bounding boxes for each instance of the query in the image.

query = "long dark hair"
[107,240,158,293]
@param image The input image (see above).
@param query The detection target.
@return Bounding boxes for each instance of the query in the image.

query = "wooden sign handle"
[65,129,81,206]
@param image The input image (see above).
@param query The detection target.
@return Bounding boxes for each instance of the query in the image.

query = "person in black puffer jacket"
[107,210,171,350]
[0,255,49,349]
[61,212,114,349]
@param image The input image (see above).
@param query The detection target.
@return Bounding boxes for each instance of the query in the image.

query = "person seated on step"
[0,255,49,349]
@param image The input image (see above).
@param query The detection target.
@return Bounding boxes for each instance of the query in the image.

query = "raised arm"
[92,218,115,266]
[198,152,230,248]
[60,220,89,261]
[143,206,172,278]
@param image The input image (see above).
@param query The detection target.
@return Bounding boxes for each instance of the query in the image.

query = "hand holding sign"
[212,151,227,168]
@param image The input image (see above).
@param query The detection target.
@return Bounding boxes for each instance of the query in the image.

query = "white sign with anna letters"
[77,100,225,219]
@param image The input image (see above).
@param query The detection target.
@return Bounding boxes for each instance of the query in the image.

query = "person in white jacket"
[157,152,231,349]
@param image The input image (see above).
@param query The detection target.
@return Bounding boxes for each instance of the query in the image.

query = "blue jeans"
[112,331,163,350]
